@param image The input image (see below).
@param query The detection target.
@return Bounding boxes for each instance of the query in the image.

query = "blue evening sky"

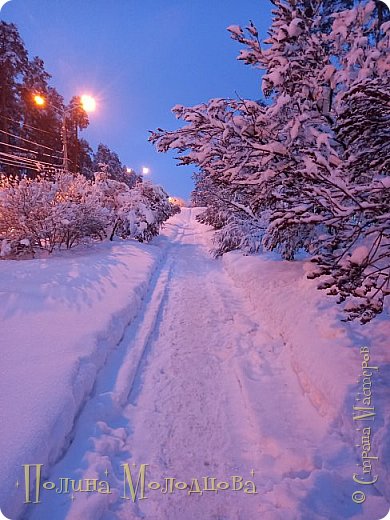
[1,1,271,198]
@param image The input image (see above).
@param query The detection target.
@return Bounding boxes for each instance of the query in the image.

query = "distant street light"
[33,93,97,172]
[142,167,150,175]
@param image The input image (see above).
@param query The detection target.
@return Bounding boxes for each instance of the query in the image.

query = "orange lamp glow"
[33,94,45,107]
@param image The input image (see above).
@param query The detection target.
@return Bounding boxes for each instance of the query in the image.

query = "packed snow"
[0,240,163,518]
[0,208,389,520]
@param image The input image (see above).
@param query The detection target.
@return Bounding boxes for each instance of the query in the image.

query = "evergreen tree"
[0,23,99,178]
[20,57,64,173]
[65,95,89,173]
[78,138,94,179]
[0,22,28,174]
[93,143,137,187]
[307,4,390,322]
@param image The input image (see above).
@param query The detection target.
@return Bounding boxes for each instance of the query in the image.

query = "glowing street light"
[80,94,96,113]
[142,167,150,175]
[33,94,45,107]
[33,93,97,114]
[33,92,97,172]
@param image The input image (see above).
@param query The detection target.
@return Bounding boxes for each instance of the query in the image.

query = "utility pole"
[61,114,69,172]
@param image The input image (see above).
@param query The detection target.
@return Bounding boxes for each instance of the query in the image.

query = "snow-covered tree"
[231,0,390,319]
[152,1,341,259]
[151,0,390,321]
[308,176,390,323]
[151,98,275,254]
[307,23,390,322]
[93,143,137,188]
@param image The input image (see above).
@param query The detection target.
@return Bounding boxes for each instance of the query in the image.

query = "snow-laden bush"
[0,170,179,258]
[115,181,180,242]
[93,170,180,242]
[0,173,109,256]
[213,213,267,257]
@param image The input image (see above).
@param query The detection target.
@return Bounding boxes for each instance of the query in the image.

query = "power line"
[0,153,61,172]
[0,158,39,172]
[0,113,59,136]
[0,128,60,153]
[0,140,63,162]
[0,151,58,169]
[0,156,63,174]
[0,160,38,171]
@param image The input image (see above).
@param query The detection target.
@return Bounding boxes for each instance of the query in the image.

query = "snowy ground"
[0,239,163,518]
[1,208,389,520]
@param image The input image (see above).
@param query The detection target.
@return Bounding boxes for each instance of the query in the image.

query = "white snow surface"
[0,239,163,518]
[1,208,389,520]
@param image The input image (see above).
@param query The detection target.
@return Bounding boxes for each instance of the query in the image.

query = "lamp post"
[33,93,96,172]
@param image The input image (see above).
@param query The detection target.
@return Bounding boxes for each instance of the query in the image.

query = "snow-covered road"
[24,208,389,520]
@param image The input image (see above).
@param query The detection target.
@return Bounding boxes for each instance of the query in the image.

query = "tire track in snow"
[110,213,268,520]
[111,210,337,520]
[26,214,191,520]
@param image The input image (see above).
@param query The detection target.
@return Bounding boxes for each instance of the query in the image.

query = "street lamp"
[80,95,96,113]
[33,94,45,107]
[33,93,97,172]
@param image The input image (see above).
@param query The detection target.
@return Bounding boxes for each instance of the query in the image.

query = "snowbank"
[223,251,390,518]
[0,240,163,517]
[223,252,358,419]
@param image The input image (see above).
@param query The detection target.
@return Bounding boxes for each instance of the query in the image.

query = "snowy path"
[26,209,356,520]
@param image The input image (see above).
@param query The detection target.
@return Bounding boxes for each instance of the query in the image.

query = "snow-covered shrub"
[0,173,109,257]
[53,173,110,248]
[0,167,179,259]
[114,181,180,242]
[213,213,267,257]
[93,170,179,243]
